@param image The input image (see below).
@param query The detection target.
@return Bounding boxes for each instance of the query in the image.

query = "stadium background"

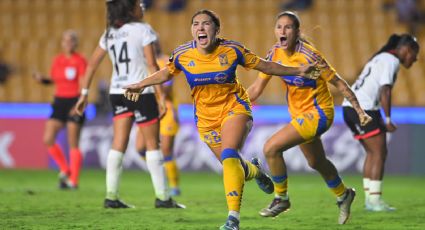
[0,0,424,175]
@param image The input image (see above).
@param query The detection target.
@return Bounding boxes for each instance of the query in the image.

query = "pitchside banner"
[0,104,424,174]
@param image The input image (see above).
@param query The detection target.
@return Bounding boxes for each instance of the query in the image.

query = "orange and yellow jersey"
[167,38,260,130]
[259,41,336,118]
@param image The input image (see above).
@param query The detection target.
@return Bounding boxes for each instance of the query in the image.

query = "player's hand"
[158,99,167,120]
[123,83,145,102]
[385,122,397,132]
[299,62,321,79]
[75,95,88,116]
[359,112,372,126]
[32,72,42,82]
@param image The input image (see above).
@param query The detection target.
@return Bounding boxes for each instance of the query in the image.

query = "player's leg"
[44,118,68,187]
[66,120,83,188]
[218,114,252,230]
[259,123,304,217]
[161,134,180,196]
[300,139,355,224]
[135,127,146,160]
[359,133,394,211]
[104,115,134,208]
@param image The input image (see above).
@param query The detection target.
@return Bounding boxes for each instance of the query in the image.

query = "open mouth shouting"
[280,36,288,48]
[198,33,208,46]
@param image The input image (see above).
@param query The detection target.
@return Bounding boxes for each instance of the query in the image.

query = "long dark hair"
[276,11,312,45]
[106,0,139,28]
[372,33,420,58]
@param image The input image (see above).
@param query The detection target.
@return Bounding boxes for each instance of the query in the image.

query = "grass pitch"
[0,170,424,229]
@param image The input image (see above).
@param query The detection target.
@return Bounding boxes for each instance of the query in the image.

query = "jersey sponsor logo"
[65,67,77,80]
[194,77,211,82]
[115,76,128,82]
[188,60,196,67]
[214,72,228,83]
[134,111,147,122]
[218,54,228,66]
[107,31,129,40]
[293,77,305,87]
[115,106,128,114]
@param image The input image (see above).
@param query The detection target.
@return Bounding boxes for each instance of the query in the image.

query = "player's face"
[401,46,418,68]
[61,34,77,54]
[191,14,218,52]
[274,16,299,51]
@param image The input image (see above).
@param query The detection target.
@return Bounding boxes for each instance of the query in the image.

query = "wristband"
[81,88,89,96]
[385,116,391,124]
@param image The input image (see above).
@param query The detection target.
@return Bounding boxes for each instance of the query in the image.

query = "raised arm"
[247,76,271,102]
[254,59,321,79]
[123,67,173,102]
[75,46,107,115]
[329,74,372,126]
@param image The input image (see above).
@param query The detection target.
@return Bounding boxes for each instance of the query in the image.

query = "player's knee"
[263,140,280,158]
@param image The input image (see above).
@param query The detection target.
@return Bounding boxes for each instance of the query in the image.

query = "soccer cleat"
[104,199,134,209]
[219,215,239,230]
[366,199,396,212]
[58,172,70,190]
[155,198,186,209]
[251,158,274,194]
[337,188,356,224]
[259,198,291,217]
[170,187,181,196]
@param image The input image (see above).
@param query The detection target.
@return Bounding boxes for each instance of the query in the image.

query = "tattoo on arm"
[331,76,363,113]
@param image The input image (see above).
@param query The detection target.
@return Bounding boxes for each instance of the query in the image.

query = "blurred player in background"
[342,34,419,212]
[75,0,184,209]
[247,11,372,224]
[123,9,321,230]
[137,40,182,196]
[33,30,86,189]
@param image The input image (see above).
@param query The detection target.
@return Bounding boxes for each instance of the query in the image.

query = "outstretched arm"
[75,46,107,115]
[123,67,173,102]
[329,74,372,126]
[254,59,321,79]
[247,76,271,102]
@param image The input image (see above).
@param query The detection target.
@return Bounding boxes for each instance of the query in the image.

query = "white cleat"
[337,188,356,224]
[366,199,396,212]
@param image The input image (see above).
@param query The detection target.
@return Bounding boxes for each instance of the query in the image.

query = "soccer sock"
[221,148,245,212]
[48,144,69,175]
[271,174,289,199]
[368,180,382,204]
[146,149,169,201]
[363,178,370,202]
[228,210,240,221]
[163,155,179,188]
[106,149,124,200]
[240,159,259,181]
[326,175,347,201]
[69,148,83,186]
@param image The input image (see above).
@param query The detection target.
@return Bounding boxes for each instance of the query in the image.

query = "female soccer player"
[342,34,419,212]
[75,0,183,209]
[247,11,372,224]
[33,30,86,189]
[124,9,320,230]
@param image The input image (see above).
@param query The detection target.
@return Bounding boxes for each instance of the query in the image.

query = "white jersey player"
[342,34,419,212]
[75,0,184,209]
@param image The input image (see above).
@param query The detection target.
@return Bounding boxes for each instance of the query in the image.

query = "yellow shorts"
[160,101,179,136]
[290,108,334,142]
[198,107,252,148]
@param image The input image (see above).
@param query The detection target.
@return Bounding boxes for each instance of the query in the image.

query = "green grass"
[0,170,424,230]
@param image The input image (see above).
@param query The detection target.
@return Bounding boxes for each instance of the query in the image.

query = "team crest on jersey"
[214,72,228,83]
[218,54,228,66]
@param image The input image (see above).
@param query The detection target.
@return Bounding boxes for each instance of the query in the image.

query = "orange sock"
[48,144,69,174]
[69,148,83,186]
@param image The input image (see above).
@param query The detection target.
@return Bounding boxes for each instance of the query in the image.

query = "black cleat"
[58,173,70,190]
[251,158,274,194]
[154,198,186,208]
[104,199,134,209]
